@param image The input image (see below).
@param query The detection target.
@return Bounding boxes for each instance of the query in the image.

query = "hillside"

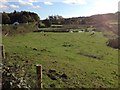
[2,11,118,35]
[63,13,118,34]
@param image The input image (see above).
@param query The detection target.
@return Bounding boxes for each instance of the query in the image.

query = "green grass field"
[2,32,118,88]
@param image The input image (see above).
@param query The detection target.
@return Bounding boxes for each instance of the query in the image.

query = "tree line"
[2,10,40,24]
[2,10,87,25]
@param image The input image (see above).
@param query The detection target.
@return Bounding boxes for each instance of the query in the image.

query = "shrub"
[107,38,119,49]
[42,19,51,27]
[2,23,38,36]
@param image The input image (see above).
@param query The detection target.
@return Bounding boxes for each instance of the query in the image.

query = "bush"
[2,23,38,36]
[42,19,51,27]
[38,23,45,28]
[107,38,119,49]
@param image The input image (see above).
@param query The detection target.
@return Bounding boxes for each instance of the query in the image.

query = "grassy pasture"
[2,31,118,88]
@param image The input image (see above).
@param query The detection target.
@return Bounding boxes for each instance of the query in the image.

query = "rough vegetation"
[2,22,38,36]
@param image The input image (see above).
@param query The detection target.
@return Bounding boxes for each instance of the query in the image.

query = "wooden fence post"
[0,45,5,59]
[36,64,42,88]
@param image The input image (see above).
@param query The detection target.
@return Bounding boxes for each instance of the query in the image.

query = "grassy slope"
[2,32,118,88]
